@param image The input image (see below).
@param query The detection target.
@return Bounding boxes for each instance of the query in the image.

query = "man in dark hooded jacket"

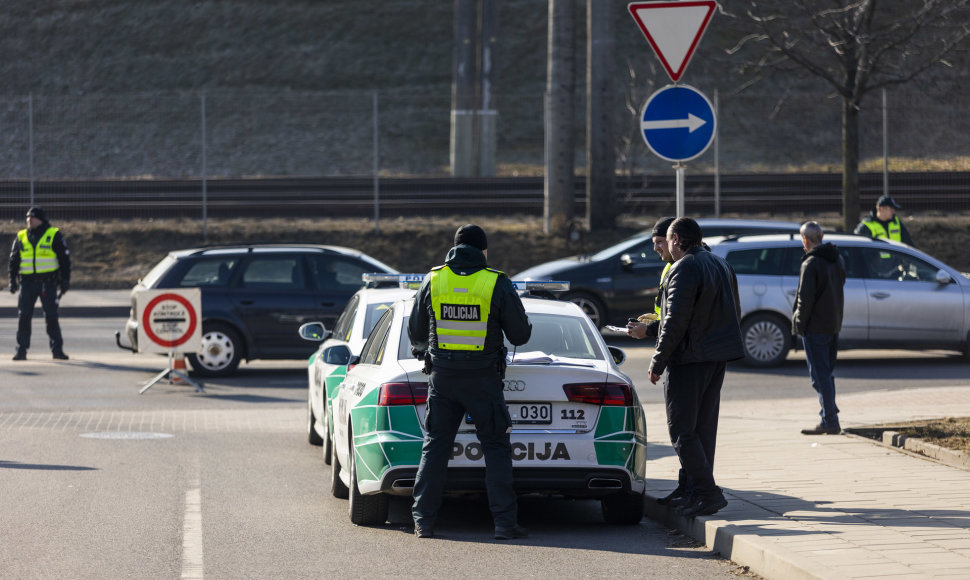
[9,206,71,360]
[793,221,846,435]
[408,224,532,540]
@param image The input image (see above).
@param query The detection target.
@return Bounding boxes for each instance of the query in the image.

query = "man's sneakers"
[679,492,729,518]
[12,350,26,361]
[52,351,69,360]
[801,423,841,435]
[656,484,690,507]
[414,526,434,539]
[494,525,528,540]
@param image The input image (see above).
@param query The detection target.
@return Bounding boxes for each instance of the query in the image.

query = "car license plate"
[466,403,552,425]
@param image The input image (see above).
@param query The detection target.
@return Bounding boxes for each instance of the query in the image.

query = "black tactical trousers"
[412,366,516,531]
[16,275,63,353]
[664,360,725,499]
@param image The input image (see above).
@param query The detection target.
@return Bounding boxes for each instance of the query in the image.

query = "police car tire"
[348,424,389,526]
[740,313,791,367]
[601,490,645,525]
[307,398,323,446]
[187,322,243,377]
[330,439,349,500]
[322,401,333,465]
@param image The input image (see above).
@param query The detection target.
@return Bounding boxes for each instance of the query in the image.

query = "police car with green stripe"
[316,278,647,527]
[301,275,421,466]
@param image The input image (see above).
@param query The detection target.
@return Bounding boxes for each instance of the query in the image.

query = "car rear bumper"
[378,466,640,498]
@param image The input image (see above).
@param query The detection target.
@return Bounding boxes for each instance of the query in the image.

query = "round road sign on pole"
[137,289,202,353]
[640,84,716,163]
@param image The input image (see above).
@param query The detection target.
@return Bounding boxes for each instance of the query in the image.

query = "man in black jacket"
[793,221,846,435]
[9,206,71,360]
[637,217,744,518]
[408,224,532,540]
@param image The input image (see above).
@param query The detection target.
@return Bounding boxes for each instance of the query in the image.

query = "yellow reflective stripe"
[436,320,487,332]
[438,335,486,346]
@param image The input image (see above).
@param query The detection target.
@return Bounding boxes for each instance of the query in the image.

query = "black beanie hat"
[26,206,47,221]
[454,224,488,251]
[651,216,676,238]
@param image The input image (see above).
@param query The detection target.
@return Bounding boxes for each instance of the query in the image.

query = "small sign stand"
[135,288,204,395]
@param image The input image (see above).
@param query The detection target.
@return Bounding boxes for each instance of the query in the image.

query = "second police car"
[300,275,647,527]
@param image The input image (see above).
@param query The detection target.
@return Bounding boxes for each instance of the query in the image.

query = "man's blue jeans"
[802,333,840,429]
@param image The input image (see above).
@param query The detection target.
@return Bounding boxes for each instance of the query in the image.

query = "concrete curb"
[644,494,837,580]
[0,306,129,318]
[880,430,970,470]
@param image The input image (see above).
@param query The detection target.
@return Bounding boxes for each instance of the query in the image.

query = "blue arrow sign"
[640,84,716,163]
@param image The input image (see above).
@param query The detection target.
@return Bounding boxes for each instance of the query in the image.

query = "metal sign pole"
[675,164,685,218]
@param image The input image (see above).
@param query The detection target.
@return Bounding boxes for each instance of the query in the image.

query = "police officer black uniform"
[407,224,532,540]
[8,206,71,360]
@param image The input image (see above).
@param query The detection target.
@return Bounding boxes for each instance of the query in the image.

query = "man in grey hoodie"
[793,221,846,435]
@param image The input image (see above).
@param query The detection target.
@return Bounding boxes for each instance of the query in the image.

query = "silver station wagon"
[707,233,970,366]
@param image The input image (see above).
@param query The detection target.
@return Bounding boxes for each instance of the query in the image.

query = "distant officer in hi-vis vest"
[8,207,71,361]
[854,194,916,247]
[408,224,532,540]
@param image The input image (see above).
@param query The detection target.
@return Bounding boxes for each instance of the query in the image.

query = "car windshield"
[141,255,178,288]
[507,313,603,360]
[397,313,603,361]
[590,235,646,261]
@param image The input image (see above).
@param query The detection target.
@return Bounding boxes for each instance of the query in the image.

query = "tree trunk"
[841,97,861,233]
[544,0,576,235]
[586,0,616,231]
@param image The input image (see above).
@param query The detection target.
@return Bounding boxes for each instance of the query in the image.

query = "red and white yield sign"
[628,1,717,83]
[136,288,202,354]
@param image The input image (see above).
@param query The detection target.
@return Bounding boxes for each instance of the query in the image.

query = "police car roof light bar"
[361,273,569,292]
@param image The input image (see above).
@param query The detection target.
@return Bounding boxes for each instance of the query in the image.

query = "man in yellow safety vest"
[408,224,532,540]
[8,206,71,360]
[854,194,916,247]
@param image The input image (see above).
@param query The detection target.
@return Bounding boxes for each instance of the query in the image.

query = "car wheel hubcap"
[197,331,234,370]
[745,321,784,361]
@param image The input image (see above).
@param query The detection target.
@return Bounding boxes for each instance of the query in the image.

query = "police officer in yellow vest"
[854,194,916,247]
[627,216,675,339]
[408,224,532,540]
[8,207,71,360]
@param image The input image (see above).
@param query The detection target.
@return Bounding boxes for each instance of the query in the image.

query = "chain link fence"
[0,86,967,222]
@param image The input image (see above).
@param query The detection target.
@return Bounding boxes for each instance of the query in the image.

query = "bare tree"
[730,0,970,232]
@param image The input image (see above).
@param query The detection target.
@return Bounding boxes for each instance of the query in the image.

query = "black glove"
[59,280,69,298]
[8,279,17,294]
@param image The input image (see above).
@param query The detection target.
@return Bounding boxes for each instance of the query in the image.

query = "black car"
[121,244,397,376]
[512,218,801,328]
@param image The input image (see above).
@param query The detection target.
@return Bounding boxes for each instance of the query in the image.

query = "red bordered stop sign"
[141,293,199,349]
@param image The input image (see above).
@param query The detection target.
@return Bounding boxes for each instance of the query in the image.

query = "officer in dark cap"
[8,206,71,360]
[626,216,676,339]
[854,194,916,247]
[408,224,532,540]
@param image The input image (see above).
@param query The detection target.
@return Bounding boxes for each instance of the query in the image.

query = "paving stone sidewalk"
[644,386,970,579]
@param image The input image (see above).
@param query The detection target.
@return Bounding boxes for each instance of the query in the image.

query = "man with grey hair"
[793,221,846,435]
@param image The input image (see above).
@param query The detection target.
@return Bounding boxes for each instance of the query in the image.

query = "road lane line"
[182,480,204,579]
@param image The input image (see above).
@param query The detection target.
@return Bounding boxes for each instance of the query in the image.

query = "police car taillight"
[378,382,429,406]
[562,383,632,406]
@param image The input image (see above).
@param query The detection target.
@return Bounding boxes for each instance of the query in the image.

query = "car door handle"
[870,292,891,300]
[240,299,255,305]
[320,301,336,307]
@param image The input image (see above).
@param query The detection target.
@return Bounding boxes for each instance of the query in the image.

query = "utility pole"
[586,0,615,230]
[451,0,478,176]
[544,0,576,235]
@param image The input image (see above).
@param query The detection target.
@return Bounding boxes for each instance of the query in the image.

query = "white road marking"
[182,480,204,579]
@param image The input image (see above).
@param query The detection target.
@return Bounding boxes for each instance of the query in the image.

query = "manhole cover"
[80,432,174,440]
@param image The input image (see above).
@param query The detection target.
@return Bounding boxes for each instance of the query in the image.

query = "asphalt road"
[0,318,746,579]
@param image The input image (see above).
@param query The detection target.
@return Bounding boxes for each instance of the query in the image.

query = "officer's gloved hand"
[59,280,69,298]
[411,346,425,360]
[8,280,17,294]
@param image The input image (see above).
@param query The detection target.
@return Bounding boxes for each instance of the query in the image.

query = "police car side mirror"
[936,269,954,285]
[619,254,634,271]
[299,322,330,342]
[323,344,352,365]
[608,345,626,366]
